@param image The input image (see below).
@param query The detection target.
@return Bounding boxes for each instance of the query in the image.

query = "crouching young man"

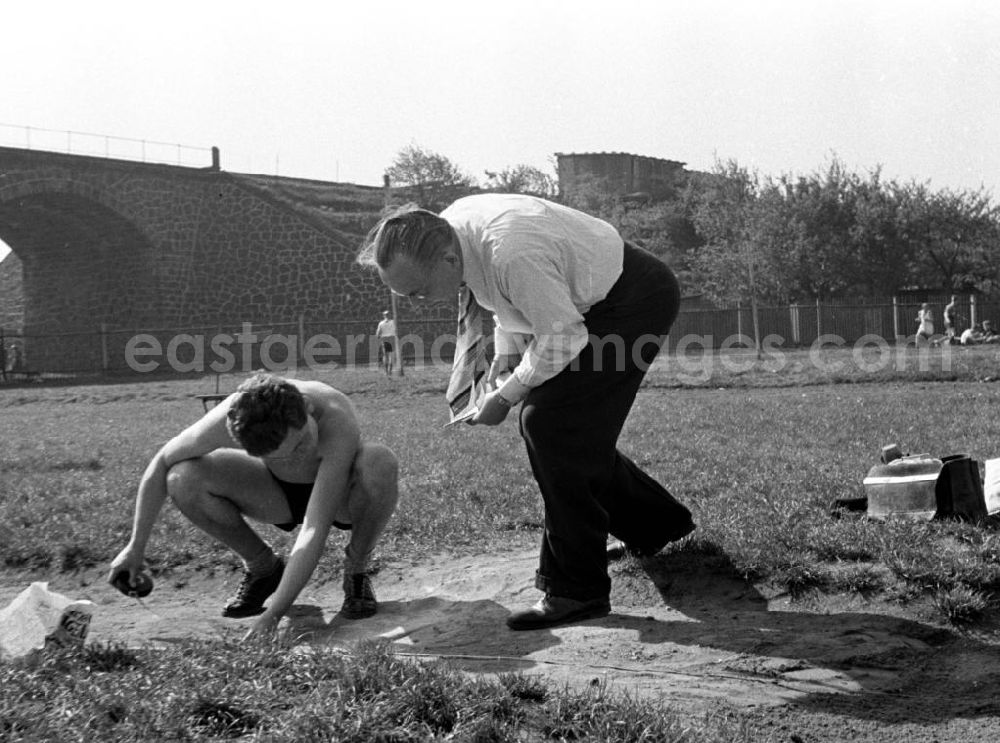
[108,372,399,638]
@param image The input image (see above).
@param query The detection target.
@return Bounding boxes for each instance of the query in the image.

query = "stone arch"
[0,173,141,223]
[0,179,159,371]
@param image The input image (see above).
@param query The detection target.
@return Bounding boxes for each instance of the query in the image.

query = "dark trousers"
[518,243,692,600]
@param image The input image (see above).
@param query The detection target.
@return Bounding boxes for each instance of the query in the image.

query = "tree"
[681,153,1000,304]
[690,159,778,355]
[385,143,476,210]
[557,172,620,218]
[483,164,557,198]
[552,171,703,288]
[845,175,917,296]
[765,158,859,301]
[611,199,702,287]
[904,184,1000,292]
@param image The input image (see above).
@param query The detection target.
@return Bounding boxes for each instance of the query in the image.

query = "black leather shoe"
[223,559,285,618]
[506,595,611,631]
[340,573,378,619]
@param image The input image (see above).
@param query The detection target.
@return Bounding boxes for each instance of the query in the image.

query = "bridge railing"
[0,122,216,169]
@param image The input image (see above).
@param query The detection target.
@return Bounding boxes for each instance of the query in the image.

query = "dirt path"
[4,548,1000,742]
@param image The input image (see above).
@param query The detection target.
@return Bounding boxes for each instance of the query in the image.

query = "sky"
[2,0,999,262]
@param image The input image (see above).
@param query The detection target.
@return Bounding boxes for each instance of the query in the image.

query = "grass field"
[2,344,1000,740]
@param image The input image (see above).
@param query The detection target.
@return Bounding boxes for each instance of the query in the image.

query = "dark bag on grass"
[935,454,988,523]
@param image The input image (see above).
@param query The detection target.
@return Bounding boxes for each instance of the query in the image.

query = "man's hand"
[470,391,512,426]
[487,353,520,387]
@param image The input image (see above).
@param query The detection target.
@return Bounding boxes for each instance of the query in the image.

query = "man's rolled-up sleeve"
[495,252,590,392]
[493,323,530,357]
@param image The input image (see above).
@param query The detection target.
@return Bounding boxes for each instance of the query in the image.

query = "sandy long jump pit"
[13,544,998,724]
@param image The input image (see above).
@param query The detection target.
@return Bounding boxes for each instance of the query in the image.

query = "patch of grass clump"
[774,557,829,598]
[823,563,891,595]
[498,671,549,702]
[540,683,692,742]
[0,640,730,742]
[187,697,260,739]
[934,585,992,624]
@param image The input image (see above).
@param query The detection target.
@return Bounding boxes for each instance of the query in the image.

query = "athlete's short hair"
[226,373,307,456]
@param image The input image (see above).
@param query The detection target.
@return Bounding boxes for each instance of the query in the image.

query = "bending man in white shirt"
[357,194,694,630]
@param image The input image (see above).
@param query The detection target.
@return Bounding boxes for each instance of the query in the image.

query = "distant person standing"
[6,342,23,374]
[375,310,397,376]
[943,296,959,341]
[916,303,934,345]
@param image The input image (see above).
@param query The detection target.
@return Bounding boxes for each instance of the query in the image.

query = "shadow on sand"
[282,595,561,673]
[604,544,1000,724]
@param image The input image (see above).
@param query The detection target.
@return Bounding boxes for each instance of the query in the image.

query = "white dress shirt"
[440,194,624,401]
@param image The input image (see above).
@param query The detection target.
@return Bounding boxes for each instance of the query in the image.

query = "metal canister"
[863,455,942,520]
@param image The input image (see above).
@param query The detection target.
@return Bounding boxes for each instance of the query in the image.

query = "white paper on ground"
[0,582,96,661]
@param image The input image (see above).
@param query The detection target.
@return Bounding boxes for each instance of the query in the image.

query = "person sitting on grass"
[108,372,399,638]
[960,323,984,345]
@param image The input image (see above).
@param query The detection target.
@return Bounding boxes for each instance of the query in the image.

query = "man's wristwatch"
[494,392,514,409]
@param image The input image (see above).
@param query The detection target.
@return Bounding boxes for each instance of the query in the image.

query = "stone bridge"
[0,146,454,374]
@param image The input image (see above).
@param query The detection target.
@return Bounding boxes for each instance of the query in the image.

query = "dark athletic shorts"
[380,340,394,353]
[270,472,352,533]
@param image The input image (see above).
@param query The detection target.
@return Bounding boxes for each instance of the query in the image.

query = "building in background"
[555,152,689,202]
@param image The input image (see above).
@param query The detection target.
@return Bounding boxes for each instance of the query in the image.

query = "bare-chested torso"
[252,382,356,485]
[263,439,321,483]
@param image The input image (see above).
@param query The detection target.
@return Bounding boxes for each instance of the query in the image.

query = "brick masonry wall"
[0,251,23,333]
[0,148,455,373]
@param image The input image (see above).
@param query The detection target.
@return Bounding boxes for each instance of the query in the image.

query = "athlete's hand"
[107,546,144,587]
[243,614,280,642]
